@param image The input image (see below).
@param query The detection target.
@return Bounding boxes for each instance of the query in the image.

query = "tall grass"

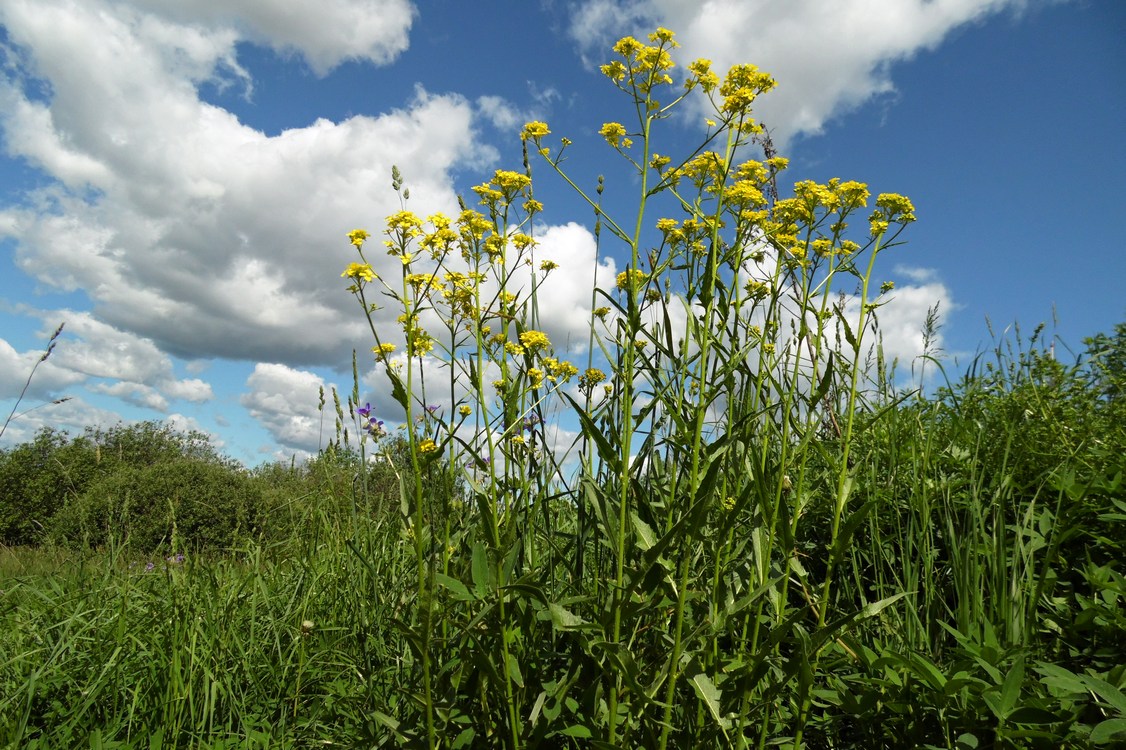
[2,27,1123,750]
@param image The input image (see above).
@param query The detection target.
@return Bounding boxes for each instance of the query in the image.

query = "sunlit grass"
[1,27,1124,750]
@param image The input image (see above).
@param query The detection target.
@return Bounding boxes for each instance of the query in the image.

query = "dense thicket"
[0,422,459,552]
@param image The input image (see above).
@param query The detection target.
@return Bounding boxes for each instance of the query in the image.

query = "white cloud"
[0,336,86,401]
[241,362,338,454]
[0,395,124,448]
[476,95,526,133]
[126,0,417,75]
[567,0,1032,144]
[0,0,494,370]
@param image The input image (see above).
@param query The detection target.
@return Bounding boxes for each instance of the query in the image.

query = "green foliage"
[52,459,262,552]
[0,421,233,548]
[1,27,1124,749]
[0,428,96,545]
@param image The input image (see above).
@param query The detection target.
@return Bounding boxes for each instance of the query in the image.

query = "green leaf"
[631,511,657,551]
[1034,662,1088,695]
[830,497,873,564]
[450,728,476,749]
[839,311,858,351]
[688,669,725,728]
[560,725,593,739]
[998,654,1025,719]
[547,602,587,630]
[561,392,620,472]
[388,370,408,411]
[1090,718,1126,745]
[1080,674,1126,715]
[434,573,474,601]
[813,352,835,403]
[1006,706,1061,725]
[506,652,525,688]
[471,541,490,599]
[954,733,979,749]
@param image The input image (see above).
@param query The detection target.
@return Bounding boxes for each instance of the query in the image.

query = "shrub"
[54,458,263,552]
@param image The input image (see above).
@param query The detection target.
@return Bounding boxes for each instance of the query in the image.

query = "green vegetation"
[2,28,1124,749]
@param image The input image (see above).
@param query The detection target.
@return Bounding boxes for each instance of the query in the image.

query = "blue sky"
[1,0,1123,464]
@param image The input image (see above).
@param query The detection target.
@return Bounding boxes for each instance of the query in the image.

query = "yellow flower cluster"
[600,122,631,149]
[518,330,551,352]
[341,263,376,283]
[542,357,579,383]
[418,439,438,454]
[868,194,916,236]
[579,367,607,395]
[616,269,648,291]
[348,229,370,247]
[686,58,719,93]
[600,30,678,95]
[719,64,776,117]
[521,121,550,141]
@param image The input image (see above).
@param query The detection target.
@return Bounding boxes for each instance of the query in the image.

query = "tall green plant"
[342,28,916,748]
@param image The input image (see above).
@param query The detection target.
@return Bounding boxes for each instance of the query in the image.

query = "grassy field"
[2,28,1125,749]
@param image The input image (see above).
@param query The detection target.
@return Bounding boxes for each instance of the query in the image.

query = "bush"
[0,428,99,545]
[53,458,263,552]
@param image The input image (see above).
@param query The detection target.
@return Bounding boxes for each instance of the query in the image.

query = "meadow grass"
[2,27,1124,749]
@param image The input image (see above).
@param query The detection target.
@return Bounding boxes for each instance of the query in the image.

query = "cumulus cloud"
[35,311,215,406]
[0,335,85,402]
[240,362,339,455]
[0,0,493,373]
[0,395,126,448]
[567,0,1032,144]
[127,0,417,75]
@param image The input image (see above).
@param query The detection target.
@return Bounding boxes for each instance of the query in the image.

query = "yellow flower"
[504,341,525,357]
[373,342,397,355]
[458,404,472,417]
[521,121,550,141]
[518,330,551,352]
[527,367,545,389]
[745,280,769,299]
[719,64,776,116]
[347,229,370,247]
[341,263,376,283]
[511,233,536,250]
[601,60,627,83]
[539,259,559,272]
[876,193,916,223]
[492,170,532,196]
[579,368,606,394]
[612,36,644,60]
[386,211,424,236]
[600,122,631,149]
[616,269,648,291]
[687,59,719,93]
[812,238,833,258]
[418,439,438,454]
